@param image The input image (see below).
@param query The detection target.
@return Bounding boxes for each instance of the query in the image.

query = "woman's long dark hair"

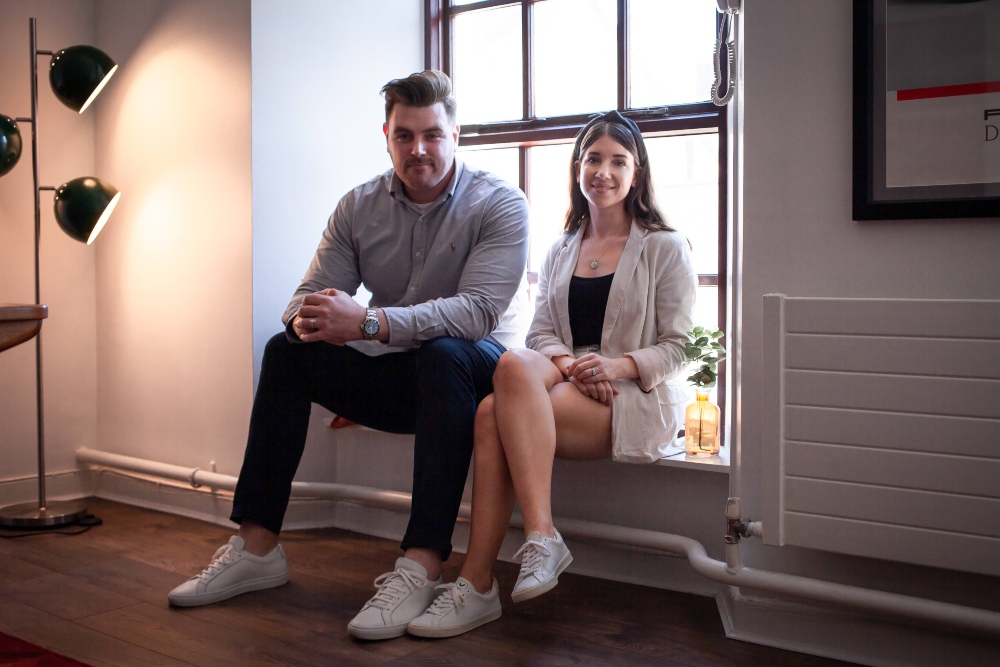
[564,112,675,235]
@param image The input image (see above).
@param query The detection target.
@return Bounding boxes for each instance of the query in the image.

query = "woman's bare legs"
[458,349,614,593]
[492,349,613,538]
[459,395,517,594]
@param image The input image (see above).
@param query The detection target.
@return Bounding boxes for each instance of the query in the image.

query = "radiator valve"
[725,497,763,543]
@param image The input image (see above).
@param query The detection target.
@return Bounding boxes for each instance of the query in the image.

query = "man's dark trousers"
[231,332,505,560]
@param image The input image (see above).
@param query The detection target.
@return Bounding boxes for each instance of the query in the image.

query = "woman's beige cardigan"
[526,220,697,463]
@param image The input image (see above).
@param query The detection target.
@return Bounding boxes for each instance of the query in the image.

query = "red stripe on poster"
[896,80,1000,101]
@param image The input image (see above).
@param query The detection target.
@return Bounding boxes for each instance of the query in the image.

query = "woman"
[407,110,697,638]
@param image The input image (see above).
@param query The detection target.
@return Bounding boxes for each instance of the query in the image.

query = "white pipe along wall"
[76,447,1000,639]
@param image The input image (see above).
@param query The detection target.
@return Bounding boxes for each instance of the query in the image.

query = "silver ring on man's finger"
[591,367,597,377]
[309,317,317,328]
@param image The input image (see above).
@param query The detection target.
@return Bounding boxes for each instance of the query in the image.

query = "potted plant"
[683,326,725,456]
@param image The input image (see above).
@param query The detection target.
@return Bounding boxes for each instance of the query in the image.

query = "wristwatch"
[362,308,379,340]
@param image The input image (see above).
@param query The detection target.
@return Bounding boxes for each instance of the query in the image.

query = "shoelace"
[513,538,551,584]
[195,543,236,580]
[365,567,428,610]
[422,582,467,617]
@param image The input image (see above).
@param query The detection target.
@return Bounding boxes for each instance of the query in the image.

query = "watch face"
[363,319,379,335]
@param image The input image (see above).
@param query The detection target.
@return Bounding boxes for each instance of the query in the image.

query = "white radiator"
[762,295,1000,576]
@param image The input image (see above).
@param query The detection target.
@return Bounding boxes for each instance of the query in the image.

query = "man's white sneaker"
[348,558,443,640]
[167,536,289,607]
[407,577,502,638]
[510,530,572,603]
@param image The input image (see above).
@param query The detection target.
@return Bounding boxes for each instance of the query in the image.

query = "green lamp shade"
[53,177,120,245]
[49,45,118,114]
[0,115,22,177]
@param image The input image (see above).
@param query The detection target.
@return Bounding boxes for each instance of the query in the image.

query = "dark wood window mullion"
[424,0,443,70]
[522,0,533,121]
[442,3,453,77]
[617,0,629,111]
[520,145,534,278]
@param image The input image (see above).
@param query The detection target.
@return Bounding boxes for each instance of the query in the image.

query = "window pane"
[629,0,717,108]
[693,285,718,333]
[526,142,575,273]
[456,146,520,189]
[452,6,523,124]
[645,133,719,276]
[693,285,719,406]
[533,0,617,118]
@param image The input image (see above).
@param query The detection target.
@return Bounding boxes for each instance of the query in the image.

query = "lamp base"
[0,499,88,528]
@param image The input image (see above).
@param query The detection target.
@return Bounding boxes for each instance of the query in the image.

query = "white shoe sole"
[348,620,412,641]
[167,570,289,607]
[511,553,573,603]
[407,607,502,638]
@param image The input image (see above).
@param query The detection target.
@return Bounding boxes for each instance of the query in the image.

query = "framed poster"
[854,0,1000,220]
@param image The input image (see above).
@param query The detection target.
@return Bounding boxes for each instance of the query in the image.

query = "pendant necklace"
[588,219,630,270]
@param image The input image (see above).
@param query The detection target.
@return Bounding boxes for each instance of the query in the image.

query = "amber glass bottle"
[685,388,720,456]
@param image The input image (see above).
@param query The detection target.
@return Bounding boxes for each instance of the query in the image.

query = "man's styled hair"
[381,70,457,125]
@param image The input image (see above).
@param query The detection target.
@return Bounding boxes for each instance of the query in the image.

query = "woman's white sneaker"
[348,558,443,640]
[167,536,289,607]
[510,530,572,603]
[407,577,502,638]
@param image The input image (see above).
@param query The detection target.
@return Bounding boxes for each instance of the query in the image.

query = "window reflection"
[646,133,719,276]
[533,0,617,118]
[456,146,520,189]
[453,5,523,124]
[629,0,717,108]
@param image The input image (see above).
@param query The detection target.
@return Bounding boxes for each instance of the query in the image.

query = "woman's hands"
[551,353,639,407]
[568,353,638,384]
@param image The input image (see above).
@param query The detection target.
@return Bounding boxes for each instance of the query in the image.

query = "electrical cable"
[0,513,102,539]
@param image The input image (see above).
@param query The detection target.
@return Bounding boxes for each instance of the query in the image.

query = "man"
[167,70,529,640]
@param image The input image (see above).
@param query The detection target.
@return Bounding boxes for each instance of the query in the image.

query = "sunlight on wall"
[95,0,252,472]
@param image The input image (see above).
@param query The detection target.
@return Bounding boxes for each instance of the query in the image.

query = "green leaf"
[695,336,709,347]
[711,330,724,339]
[693,326,706,335]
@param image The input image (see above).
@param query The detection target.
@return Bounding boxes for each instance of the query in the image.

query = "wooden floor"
[0,498,853,667]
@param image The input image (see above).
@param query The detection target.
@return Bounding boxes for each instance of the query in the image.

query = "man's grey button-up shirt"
[282,160,530,351]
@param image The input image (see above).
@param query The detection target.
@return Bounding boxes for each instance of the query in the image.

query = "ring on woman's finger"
[309,317,317,328]
[591,367,597,377]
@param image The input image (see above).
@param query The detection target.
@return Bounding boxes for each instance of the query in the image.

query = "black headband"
[572,110,647,166]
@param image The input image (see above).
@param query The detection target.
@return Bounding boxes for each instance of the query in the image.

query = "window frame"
[425,0,730,431]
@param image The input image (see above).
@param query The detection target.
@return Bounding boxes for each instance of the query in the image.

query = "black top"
[568,273,615,347]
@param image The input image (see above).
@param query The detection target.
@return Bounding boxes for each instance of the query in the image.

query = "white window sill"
[327,419,730,472]
[654,439,730,473]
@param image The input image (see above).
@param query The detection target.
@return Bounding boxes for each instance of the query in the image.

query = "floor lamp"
[0,18,121,528]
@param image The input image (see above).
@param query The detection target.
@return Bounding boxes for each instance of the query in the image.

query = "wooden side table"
[0,303,47,353]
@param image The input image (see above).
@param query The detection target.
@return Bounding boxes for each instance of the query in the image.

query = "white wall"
[93,0,253,476]
[0,1,99,502]
[738,0,1000,612]
[249,0,422,488]
[251,0,421,386]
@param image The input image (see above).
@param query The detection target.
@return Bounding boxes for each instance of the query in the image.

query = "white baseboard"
[90,469,239,528]
[0,469,93,507]
[718,588,1000,667]
[38,470,997,667]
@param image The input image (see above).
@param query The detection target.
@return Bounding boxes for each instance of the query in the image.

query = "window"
[426,0,728,417]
